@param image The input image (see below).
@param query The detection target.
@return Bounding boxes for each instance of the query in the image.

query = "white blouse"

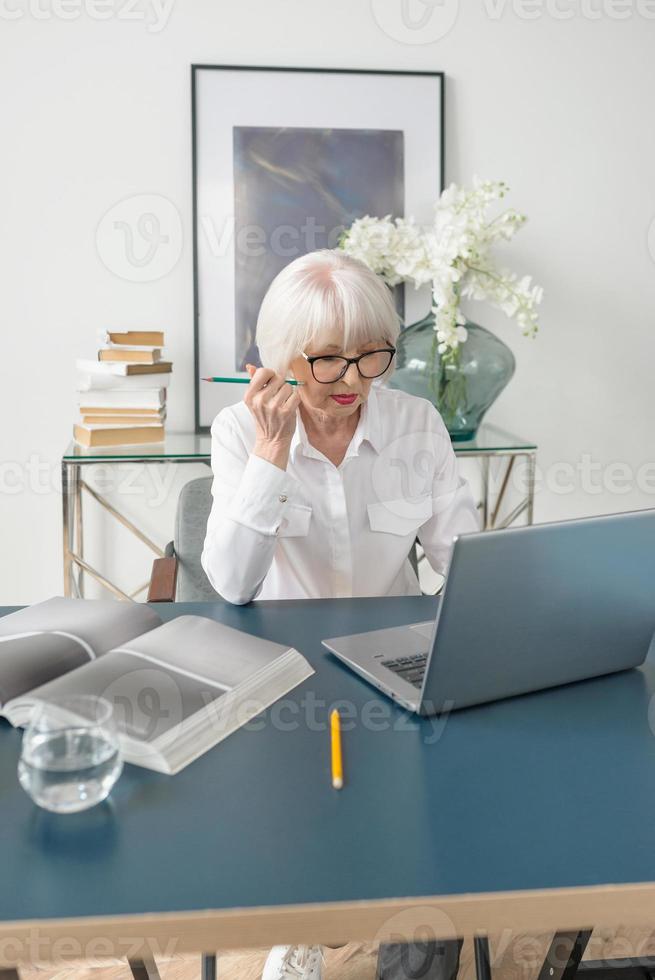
[201,384,480,604]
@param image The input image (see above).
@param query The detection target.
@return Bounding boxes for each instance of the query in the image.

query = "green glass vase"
[387,312,516,441]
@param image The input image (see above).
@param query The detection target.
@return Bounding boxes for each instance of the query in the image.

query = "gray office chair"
[147,476,423,603]
[148,476,219,602]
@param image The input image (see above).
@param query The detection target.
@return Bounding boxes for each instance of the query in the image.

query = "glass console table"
[62,425,537,601]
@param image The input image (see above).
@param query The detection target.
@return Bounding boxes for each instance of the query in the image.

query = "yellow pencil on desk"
[330,708,343,790]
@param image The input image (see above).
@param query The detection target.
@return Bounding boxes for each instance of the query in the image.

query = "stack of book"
[74,330,171,448]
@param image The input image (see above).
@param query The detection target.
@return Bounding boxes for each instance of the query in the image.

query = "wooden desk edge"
[2,881,655,967]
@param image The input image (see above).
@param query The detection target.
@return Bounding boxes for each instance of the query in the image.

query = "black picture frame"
[192,64,446,435]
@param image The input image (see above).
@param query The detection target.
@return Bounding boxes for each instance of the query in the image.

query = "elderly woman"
[201,249,478,980]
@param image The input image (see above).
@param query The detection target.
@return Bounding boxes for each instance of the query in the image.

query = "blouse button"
[278,494,288,503]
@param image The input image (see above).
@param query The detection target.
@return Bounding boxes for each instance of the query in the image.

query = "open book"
[0,597,314,774]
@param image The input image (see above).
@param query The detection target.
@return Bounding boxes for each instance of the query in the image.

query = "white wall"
[1,0,654,604]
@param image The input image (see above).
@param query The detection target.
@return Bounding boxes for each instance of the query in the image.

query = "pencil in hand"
[200,365,304,385]
[330,708,343,790]
[245,363,304,385]
[201,376,304,385]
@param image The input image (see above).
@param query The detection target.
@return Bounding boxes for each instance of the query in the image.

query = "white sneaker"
[261,945,324,980]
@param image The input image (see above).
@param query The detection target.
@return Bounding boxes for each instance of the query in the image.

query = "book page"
[0,597,162,709]
[0,596,162,658]
[109,614,294,689]
[3,650,226,746]
[0,634,92,707]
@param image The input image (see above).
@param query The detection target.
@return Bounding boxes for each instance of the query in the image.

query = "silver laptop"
[322,509,655,715]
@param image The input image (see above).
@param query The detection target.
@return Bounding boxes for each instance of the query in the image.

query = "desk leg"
[577,957,655,980]
[474,937,492,980]
[128,956,161,980]
[475,931,593,980]
[536,930,593,980]
[539,931,655,980]
[201,953,217,980]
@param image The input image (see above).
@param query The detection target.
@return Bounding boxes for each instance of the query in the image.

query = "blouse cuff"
[226,452,300,535]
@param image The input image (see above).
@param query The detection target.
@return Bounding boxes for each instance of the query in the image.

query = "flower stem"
[462,262,536,330]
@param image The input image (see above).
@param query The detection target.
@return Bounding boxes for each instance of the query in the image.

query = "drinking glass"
[18,695,123,813]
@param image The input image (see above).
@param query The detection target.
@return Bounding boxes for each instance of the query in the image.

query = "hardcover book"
[0,598,313,774]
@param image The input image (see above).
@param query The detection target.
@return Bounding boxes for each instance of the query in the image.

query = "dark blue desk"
[2,597,655,970]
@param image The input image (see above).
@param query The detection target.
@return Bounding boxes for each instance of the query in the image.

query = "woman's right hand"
[244,364,301,470]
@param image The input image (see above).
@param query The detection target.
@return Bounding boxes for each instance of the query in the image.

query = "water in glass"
[18,696,123,813]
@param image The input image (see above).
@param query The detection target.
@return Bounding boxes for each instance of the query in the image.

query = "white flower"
[338,179,543,356]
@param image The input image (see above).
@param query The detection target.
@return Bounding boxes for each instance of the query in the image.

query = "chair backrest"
[173,476,221,601]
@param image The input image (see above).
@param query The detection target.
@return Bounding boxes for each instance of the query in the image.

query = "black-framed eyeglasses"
[301,346,396,384]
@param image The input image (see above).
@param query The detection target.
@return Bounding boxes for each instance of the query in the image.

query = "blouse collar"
[290,383,383,461]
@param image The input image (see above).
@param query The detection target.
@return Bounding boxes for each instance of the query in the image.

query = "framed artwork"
[192,64,445,433]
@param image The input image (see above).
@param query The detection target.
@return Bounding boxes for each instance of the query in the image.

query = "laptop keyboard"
[380,653,428,689]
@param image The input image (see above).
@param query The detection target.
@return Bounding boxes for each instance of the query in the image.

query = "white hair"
[255,249,402,378]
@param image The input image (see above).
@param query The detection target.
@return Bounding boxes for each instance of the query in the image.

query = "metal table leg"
[128,956,161,980]
[527,450,536,525]
[473,931,593,980]
[536,931,593,980]
[61,460,169,602]
[489,457,516,528]
[61,459,73,598]
[201,953,217,980]
[480,452,537,531]
[474,937,492,980]
[577,956,655,980]
[535,930,655,980]
[481,456,490,529]
[75,462,84,597]
[475,924,655,980]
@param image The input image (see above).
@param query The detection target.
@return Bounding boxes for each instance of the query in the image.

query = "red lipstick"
[330,393,358,405]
